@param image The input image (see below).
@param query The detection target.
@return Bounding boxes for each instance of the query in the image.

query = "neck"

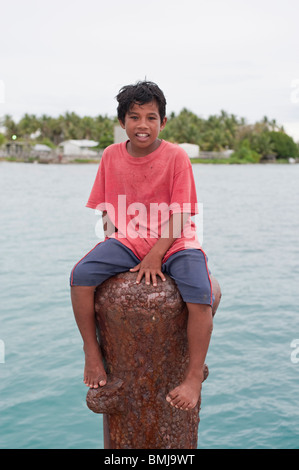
[127,139,161,158]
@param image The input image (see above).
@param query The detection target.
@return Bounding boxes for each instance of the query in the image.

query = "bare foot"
[166,371,203,410]
[83,344,107,389]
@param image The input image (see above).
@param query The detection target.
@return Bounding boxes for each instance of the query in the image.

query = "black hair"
[116,81,167,124]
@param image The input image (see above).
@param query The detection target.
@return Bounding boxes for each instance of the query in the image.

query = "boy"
[70,81,213,411]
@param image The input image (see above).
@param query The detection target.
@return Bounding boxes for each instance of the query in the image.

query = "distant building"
[114,126,128,144]
[59,139,99,156]
[33,144,51,153]
[4,141,31,158]
[31,143,53,162]
[178,143,200,158]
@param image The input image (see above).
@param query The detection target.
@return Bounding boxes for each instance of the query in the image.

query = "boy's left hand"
[130,252,166,287]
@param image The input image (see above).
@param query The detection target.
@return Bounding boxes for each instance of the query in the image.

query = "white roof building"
[33,144,51,152]
[114,125,128,143]
[60,139,99,156]
[178,143,200,158]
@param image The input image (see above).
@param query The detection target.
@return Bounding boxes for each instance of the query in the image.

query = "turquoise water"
[0,161,298,449]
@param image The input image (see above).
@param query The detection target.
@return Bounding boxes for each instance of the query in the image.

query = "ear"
[118,119,125,129]
[160,117,167,131]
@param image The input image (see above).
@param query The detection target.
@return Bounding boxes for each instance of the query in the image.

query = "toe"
[171,395,184,407]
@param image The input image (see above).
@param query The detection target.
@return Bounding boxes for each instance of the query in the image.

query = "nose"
[137,118,148,129]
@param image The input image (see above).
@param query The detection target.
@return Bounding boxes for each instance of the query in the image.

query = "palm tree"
[251,132,274,157]
[18,114,40,139]
[3,114,19,139]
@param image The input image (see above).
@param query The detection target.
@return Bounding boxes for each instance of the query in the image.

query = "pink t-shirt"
[86,140,201,262]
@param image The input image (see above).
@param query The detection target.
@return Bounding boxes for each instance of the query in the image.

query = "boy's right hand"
[130,251,166,287]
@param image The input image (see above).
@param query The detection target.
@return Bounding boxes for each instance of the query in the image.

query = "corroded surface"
[86,272,218,449]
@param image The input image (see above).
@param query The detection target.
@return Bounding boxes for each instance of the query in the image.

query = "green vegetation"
[0,112,116,148]
[268,131,299,159]
[163,110,299,162]
[1,110,298,163]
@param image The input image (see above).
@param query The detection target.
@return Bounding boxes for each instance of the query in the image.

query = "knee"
[70,261,85,286]
[210,275,221,317]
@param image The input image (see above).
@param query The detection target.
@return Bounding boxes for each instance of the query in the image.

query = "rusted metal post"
[86,272,221,449]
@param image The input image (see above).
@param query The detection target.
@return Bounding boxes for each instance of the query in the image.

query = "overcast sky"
[1,0,299,139]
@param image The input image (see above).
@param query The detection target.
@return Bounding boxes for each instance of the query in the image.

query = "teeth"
[137,134,148,137]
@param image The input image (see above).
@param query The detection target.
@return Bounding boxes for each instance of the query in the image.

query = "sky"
[1,0,299,140]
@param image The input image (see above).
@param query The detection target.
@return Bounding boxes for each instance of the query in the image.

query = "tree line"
[1,109,298,162]
[0,112,116,149]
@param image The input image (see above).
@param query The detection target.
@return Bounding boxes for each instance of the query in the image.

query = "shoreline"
[1,156,297,165]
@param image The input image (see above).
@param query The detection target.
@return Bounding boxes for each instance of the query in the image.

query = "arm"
[102,210,117,237]
[130,212,190,286]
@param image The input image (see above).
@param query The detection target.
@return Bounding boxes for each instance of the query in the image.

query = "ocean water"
[0,161,298,449]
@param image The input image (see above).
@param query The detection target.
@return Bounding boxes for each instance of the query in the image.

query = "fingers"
[129,263,141,273]
[136,270,166,286]
[151,273,158,287]
[155,271,167,285]
[130,265,166,286]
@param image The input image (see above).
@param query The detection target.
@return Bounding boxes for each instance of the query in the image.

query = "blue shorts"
[70,239,213,305]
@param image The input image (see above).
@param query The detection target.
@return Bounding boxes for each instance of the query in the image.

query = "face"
[119,100,167,157]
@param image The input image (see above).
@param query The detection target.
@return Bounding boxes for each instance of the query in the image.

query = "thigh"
[70,238,140,286]
[163,249,214,305]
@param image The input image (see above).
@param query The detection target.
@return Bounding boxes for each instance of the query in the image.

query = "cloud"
[1,0,299,129]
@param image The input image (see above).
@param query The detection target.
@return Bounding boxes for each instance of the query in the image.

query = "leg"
[163,249,214,410]
[70,239,140,388]
[166,303,213,410]
[71,285,107,388]
[211,275,221,318]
